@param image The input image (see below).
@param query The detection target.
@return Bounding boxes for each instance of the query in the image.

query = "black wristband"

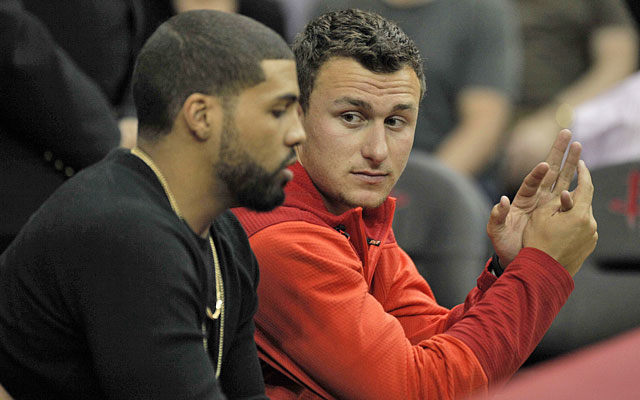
[490,253,505,277]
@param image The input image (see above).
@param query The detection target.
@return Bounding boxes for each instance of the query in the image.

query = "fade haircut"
[293,8,425,112]
[133,10,293,140]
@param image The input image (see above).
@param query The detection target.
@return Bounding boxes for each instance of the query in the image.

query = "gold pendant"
[206,299,222,320]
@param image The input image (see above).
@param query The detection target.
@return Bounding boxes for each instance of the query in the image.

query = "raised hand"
[523,160,598,276]
[487,129,582,267]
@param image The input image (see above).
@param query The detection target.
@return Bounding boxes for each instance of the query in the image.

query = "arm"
[251,222,486,400]
[217,225,268,400]
[436,88,511,176]
[0,2,121,168]
[66,220,225,399]
[555,25,638,108]
[221,316,267,400]
[436,0,520,176]
[504,23,638,188]
[250,221,573,399]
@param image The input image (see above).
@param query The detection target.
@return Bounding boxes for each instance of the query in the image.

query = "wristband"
[489,253,505,277]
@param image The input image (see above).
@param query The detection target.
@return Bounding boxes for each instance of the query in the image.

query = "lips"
[352,170,388,184]
[285,156,297,167]
[283,151,298,168]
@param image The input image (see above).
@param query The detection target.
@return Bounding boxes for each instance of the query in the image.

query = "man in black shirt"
[0,10,304,399]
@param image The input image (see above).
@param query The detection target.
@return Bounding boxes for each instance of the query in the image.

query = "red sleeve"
[251,221,488,400]
[359,240,573,389]
[446,247,574,386]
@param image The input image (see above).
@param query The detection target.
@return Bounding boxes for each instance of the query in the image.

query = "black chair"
[391,149,493,308]
[528,160,640,363]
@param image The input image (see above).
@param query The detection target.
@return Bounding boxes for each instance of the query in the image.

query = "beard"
[216,113,294,212]
[218,153,292,212]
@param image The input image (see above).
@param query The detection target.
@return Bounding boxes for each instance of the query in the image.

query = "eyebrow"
[392,103,417,112]
[334,97,371,111]
[334,97,416,112]
[276,93,299,105]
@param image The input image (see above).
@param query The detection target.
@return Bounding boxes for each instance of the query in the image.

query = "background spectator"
[141,0,287,41]
[0,0,139,251]
[502,0,638,195]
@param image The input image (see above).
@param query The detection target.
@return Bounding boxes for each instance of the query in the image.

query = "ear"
[181,93,223,141]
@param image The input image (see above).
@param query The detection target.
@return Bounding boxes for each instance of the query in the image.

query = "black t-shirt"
[0,149,267,399]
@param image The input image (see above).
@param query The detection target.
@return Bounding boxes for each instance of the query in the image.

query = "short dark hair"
[133,10,293,139]
[293,8,425,112]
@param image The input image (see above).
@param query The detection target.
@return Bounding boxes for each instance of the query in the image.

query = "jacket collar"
[284,162,396,242]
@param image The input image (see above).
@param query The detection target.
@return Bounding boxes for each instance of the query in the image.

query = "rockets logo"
[608,169,640,229]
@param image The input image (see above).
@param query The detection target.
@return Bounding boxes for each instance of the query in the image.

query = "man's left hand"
[487,129,581,267]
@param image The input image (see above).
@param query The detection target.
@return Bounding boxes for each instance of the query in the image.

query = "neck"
[136,139,231,238]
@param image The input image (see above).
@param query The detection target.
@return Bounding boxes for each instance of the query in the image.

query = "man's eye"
[271,109,286,118]
[341,113,363,124]
[385,117,405,128]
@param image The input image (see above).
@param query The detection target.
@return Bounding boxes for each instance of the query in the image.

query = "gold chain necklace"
[130,147,225,379]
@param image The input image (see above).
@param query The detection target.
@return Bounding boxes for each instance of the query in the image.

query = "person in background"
[234,9,597,399]
[20,0,146,148]
[502,0,638,194]
[0,10,304,399]
[277,0,319,41]
[311,0,521,198]
[0,0,126,252]
[626,0,640,23]
[141,0,287,41]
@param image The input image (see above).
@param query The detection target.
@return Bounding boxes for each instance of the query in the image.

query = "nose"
[361,121,388,165]
[284,106,306,148]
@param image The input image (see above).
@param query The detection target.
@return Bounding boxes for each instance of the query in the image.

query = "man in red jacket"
[234,9,598,400]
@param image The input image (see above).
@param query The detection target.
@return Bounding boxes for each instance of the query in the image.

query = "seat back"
[391,150,492,308]
[590,161,640,266]
[528,160,640,364]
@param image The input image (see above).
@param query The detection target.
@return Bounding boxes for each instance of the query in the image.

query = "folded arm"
[250,222,573,399]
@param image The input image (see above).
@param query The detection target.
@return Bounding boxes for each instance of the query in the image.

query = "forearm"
[436,124,502,176]
[251,224,572,398]
[436,88,511,176]
[555,26,638,111]
[447,248,574,386]
[504,26,638,185]
[220,318,267,399]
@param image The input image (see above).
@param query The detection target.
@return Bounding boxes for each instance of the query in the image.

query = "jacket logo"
[334,224,350,239]
[608,169,640,229]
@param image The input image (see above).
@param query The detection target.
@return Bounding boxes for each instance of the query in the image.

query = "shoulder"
[213,210,262,282]
[213,211,254,263]
[232,206,327,238]
[248,219,361,272]
[22,157,192,266]
[213,210,248,240]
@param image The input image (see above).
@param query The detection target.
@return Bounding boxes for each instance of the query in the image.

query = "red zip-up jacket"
[233,163,574,400]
